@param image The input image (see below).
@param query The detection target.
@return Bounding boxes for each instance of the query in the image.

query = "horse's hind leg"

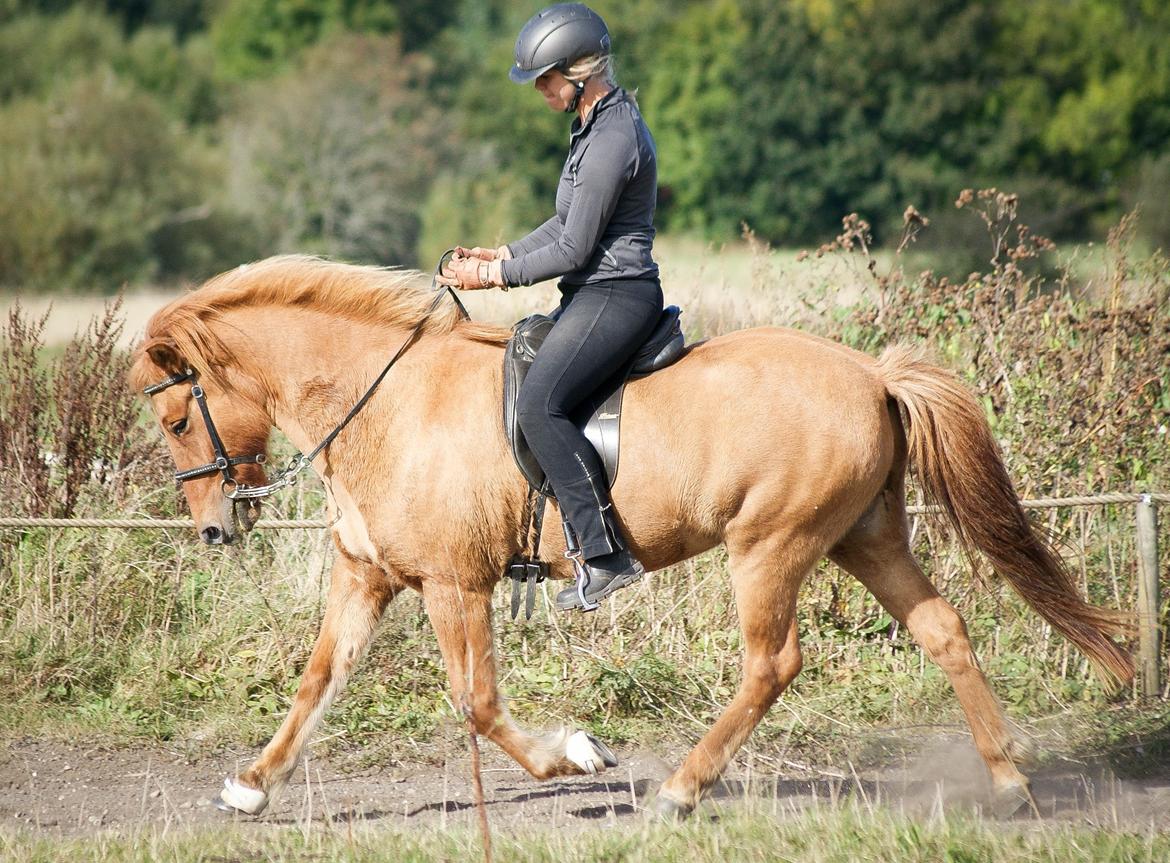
[422,579,617,780]
[216,552,402,815]
[830,493,1032,811]
[655,536,808,817]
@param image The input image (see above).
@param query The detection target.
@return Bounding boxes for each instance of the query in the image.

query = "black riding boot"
[555,547,646,611]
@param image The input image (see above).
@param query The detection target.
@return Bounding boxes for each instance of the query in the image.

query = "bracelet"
[477,261,488,286]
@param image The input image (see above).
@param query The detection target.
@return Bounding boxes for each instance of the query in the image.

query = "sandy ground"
[4,735,1170,838]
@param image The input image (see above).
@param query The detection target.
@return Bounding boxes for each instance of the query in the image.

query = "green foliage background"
[1,0,1169,290]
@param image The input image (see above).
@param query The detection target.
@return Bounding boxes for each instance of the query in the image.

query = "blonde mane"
[131,255,508,391]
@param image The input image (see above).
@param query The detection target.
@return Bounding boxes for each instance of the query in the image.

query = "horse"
[130,255,1132,819]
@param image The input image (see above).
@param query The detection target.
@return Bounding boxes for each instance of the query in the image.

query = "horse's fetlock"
[238,767,266,791]
[470,715,497,736]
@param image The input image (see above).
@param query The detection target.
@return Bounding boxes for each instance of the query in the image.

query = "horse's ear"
[144,337,185,374]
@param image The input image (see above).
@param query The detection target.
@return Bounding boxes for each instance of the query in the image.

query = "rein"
[144,252,469,501]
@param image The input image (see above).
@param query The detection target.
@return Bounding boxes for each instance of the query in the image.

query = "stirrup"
[572,557,600,612]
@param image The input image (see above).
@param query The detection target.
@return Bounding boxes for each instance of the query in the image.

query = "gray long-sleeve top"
[501,87,659,287]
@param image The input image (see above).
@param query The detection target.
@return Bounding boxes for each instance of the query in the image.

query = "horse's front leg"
[215,551,402,814]
[422,577,617,780]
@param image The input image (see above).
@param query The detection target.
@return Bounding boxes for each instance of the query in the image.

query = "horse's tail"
[874,344,1134,686]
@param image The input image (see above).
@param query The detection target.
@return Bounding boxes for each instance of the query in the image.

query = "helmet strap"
[565,80,586,114]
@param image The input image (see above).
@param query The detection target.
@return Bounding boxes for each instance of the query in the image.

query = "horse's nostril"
[201,525,223,544]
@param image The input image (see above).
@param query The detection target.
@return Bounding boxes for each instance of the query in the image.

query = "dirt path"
[4,736,1170,837]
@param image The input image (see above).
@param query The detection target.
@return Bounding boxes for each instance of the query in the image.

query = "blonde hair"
[565,53,615,86]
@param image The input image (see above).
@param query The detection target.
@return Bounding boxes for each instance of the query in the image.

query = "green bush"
[0,7,121,102]
[210,0,397,80]
[0,73,230,290]
[416,159,539,268]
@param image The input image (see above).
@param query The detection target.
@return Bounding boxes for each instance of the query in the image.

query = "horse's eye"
[170,418,189,436]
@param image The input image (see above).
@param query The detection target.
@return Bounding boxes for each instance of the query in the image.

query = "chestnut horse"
[130,256,1131,818]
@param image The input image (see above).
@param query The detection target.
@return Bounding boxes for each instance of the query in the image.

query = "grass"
[3,806,1169,862]
[1,211,1166,764]
[0,495,1161,770]
[1,230,1156,347]
[0,234,921,348]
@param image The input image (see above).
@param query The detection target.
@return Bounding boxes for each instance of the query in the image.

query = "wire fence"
[1,491,1165,695]
[0,517,327,529]
[1,492,1167,530]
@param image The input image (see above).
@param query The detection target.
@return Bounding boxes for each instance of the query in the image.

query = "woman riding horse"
[131,2,1133,824]
[437,3,659,612]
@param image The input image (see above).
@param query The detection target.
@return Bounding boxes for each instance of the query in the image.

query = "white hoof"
[215,777,268,815]
[565,730,618,775]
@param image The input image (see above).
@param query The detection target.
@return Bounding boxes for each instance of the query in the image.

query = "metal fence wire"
[1,491,1165,695]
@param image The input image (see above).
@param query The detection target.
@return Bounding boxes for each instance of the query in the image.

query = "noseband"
[143,254,469,503]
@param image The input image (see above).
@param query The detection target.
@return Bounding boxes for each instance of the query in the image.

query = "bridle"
[143,253,469,503]
[143,369,268,489]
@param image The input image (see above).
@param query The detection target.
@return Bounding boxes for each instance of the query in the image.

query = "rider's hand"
[436,254,503,290]
[455,245,507,262]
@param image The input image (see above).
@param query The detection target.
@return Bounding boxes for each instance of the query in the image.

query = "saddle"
[503,305,686,495]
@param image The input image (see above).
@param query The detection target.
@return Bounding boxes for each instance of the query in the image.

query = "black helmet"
[509,3,611,85]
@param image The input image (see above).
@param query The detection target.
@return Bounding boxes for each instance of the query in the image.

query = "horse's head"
[133,335,271,545]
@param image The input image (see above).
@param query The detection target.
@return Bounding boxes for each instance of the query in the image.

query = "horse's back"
[629,325,891,454]
[614,326,897,561]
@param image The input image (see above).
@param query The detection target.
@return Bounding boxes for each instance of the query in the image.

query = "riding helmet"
[509,3,611,84]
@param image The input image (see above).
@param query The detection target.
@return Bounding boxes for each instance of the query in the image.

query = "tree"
[644,0,1022,244]
[225,33,450,266]
[209,0,453,80]
[0,7,221,123]
[996,0,1170,189]
[0,73,224,289]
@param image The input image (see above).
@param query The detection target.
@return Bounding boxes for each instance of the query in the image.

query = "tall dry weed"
[806,190,1170,497]
[0,307,53,516]
[0,297,167,521]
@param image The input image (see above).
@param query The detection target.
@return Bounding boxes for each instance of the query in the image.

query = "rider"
[438,3,662,612]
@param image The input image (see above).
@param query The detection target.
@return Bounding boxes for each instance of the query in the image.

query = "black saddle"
[503,305,686,495]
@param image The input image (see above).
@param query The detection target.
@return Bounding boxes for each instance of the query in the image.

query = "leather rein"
[143,252,469,502]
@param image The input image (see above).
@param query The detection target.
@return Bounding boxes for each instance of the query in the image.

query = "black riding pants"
[515,278,663,560]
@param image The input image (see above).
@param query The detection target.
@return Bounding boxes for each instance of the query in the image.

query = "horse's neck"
[234,308,493,475]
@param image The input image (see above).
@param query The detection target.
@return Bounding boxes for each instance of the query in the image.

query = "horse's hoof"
[652,793,693,821]
[214,777,269,815]
[990,779,1034,819]
[565,730,618,775]
[213,795,243,814]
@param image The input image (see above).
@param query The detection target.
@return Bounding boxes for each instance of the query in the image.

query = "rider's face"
[535,70,576,112]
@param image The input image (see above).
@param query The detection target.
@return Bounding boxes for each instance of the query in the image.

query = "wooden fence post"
[1136,494,1161,698]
